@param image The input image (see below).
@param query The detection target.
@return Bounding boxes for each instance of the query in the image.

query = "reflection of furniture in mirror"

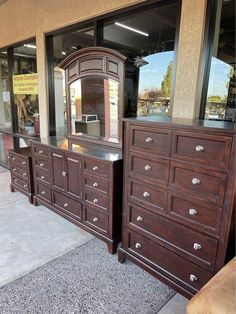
[59,47,126,147]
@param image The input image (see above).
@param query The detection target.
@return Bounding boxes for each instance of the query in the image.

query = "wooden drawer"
[84,175,109,194]
[34,166,51,185]
[83,205,109,234]
[129,125,171,156]
[167,192,222,235]
[33,156,50,171]
[52,191,82,220]
[172,131,232,169]
[12,175,29,191]
[9,152,28,168]
[11,163,28,179]
[84,188,109,211]
[169,162,227,206]
[124,230,213,292]
[128,153,169,186]
[83,158,110,178]
[128,203,218,270]
[32,143,49,159]
[35,183,51,203]
[128,179,166,213]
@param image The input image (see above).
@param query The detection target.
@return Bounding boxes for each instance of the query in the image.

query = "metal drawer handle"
[23,184,27,188]
[40,176,45,180]
[189,274,198,282]
[92,166,98,171]
[189,208,197,216]
[41,191,46,195]
[62,171,67,177]
[145,137,153,143]
[12,168,16,172]
[64,203,69,208]
[93,217,99,223]
[93,198,99,204]
[23,172,27,176]
[22,161,26,165]
[12,157,16,161]
[192,178,201,185]
[144,165,152,171]
[193,243,202,250]
[38,150,43,154]
[143,191,150,198]
[195,145,204,152]
[93,182,98,188]
[135,243,142,249]
[136,216,143,222]
[39,163,44,167]
[13,178,17,182]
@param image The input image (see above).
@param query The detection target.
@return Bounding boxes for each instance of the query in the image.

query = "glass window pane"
[204,0,235,121]
[0,132,13,166]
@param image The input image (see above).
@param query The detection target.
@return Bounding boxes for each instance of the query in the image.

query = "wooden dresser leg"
[107,242,117,255]
[29,195,34,204]
[10,184,15,192]
[118,248,126,263]
[33,197,38,206]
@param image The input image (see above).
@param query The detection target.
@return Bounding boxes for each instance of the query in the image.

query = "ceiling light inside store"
[72,46,77,50]
[114,22,149,37]
[61,51,66,55]
[23,44,37,49]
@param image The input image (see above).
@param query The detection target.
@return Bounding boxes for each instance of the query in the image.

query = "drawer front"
[84,175,109,194]
[35,183,51,202]
[129,125,171,156]
[167,193,222,234]
[172,131,232,169]
[52,191,82,220]
[33,157,50,171]
[83,205,109,234]
[128,154,169,186]
[128,203,218,270]
[32,143,49,158]
[35,166,51,185]
[124,230,212,292]
[84,188,109,211]
[9,152,28,168]
[128,179,166,213]
[83,158,110,178]
[170,162,227,206]
[11,163,28,179]
[12,175,29,191]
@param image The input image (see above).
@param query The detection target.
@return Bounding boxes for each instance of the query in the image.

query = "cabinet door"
[65,154,82,200]
[52,151,65,191]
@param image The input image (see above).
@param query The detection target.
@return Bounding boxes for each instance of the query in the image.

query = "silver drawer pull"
[136,216,143,222]
[38,150,43,154]
[23,184,27,188]
[192,178,200,185]
[39,163,44,167]
[145,137,153,143]
[22,161,26,165]
[41,191,46,195]
[189,274,198,282]
[189,208,197,216]
[40,176,45,180]
[64,203,69,208]
[193,243,202,250]
[92,166,98,171]
[135,243,142,249]
[144,165,152,171]
[93,198,99,204]
[12,157,16,161]
[62,171,67,177]
[93,182,98,188]
[12,168,16,172]
[23,172,27,176]
[13,178,17,182]
[143,191,150,198]
[195,145,204,152]
[93,217,99,223]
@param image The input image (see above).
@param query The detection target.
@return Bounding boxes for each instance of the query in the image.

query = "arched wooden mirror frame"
[59,47,126,148]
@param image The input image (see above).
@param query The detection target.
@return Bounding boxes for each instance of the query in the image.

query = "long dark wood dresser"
[118,116,235,298]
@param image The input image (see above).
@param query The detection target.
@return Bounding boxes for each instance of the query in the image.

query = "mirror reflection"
[70,76,119,143]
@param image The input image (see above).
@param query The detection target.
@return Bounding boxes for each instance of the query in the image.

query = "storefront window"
[103,1,179,117]
[204,0,235,121]
[0,51,12,131]
[0,132,13,166]
[13,41,40,135]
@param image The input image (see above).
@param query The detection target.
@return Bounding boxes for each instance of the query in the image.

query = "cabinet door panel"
[52,151,65,190]
[66,154,81,199]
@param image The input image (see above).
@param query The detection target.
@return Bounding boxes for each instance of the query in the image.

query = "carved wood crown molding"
[0,0,7,5]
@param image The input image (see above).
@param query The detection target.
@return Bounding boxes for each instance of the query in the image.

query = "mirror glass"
[69,76,119,143]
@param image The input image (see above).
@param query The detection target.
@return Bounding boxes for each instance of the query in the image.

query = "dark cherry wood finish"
[118,117,235,298]
[9,147,34,203]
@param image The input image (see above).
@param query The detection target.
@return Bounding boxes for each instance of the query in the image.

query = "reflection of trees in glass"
[161,61,173,97]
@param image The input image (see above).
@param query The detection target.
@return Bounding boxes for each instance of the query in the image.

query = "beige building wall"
[0,0,208,136]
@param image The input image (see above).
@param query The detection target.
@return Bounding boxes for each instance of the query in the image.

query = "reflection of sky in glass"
[139,51,174,92]
[207,57,232,98]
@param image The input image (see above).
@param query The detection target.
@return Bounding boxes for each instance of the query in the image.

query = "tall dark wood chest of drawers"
[118,117,235,298]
